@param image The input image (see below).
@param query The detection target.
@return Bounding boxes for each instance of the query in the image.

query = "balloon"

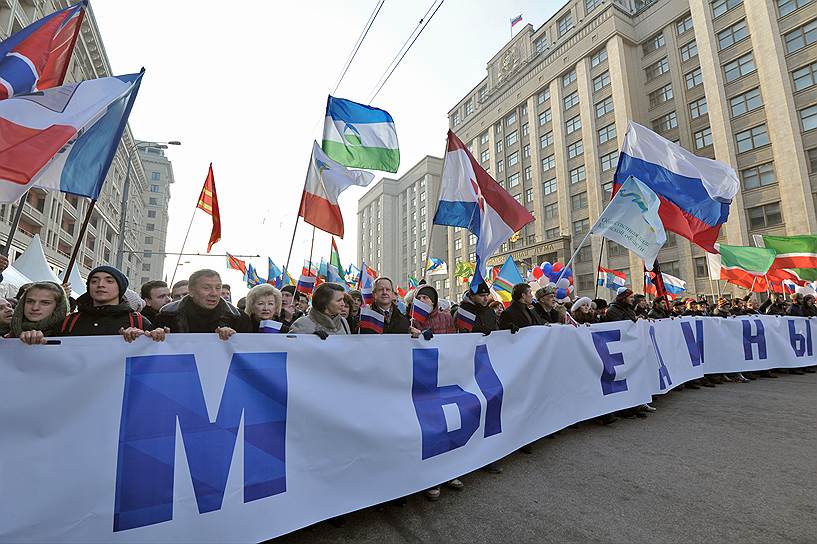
[532,267,543,279]
[562,267,572,278]
[541,262,553,276]
[552,262,564,273]
[528,281,540,291]
[555,287,567,299]
[568,275,574,285]
[556,278,570,289]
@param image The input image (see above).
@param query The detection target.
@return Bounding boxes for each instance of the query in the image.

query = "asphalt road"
[273,372,817,544]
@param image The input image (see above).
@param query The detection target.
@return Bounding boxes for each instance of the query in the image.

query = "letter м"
[113,352,288,532]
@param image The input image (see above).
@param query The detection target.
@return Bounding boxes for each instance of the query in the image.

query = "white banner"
[1,316,814,543]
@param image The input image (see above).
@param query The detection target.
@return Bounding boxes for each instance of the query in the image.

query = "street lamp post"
[115,140,180,270]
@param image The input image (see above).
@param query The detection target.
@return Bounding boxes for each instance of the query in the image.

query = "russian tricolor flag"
[645,272,686,298]
[597,267,627,291]
[455,307,476,332]
[296,274,316,295]
[359,260,374,305]
[614,122,738,253]
[411,297,433,325]
[359,307,384,334]
[258,320,283,333]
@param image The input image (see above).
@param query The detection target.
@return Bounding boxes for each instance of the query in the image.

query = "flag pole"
[63,199,97,281]
[284,214,301,280]
[593,237,605,299]
[169,206,197,286]
[307,225,317,275]
[0,192,29,258]
[423,135,450,284]
[555,228,592,284]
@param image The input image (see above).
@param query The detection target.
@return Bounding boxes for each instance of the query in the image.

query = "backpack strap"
[127,312,144,330]
[61,313,81,334]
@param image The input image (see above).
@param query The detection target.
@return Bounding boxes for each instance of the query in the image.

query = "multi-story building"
[443,0,817,299]
[137,143,176,285]
[357,156,449,293]
[0,1,162,288]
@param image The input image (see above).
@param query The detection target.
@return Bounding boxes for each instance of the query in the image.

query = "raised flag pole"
[593,238,606,299]
[555,228,593,284]
[63,199,97,280]
[422,135,450,283]
[308,225,317,276]
[0,193,29,258]
[284,214,301,279]
[169,206,197,286]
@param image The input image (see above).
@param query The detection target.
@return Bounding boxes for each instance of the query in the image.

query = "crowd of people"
[0,256,814,506]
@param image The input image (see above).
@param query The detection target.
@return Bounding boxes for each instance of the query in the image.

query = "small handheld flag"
[359,307,385,334]
[597,267,627,291]
[226,253,248,276]
[456,307,477,332]
[258,320,283,333]
[246,264,264,288]
[296,274,316,295]
[411,298,433,325]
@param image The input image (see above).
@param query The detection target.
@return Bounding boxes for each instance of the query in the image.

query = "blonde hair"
[245,284,282,319]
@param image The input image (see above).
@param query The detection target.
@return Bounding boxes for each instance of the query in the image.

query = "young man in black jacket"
[499,283,543,331]
[605,288,637,322]
[457,281,499,334]
[155,269,251,339]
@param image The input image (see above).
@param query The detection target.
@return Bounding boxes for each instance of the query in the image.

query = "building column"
[743,0,817,234]
[548,79,572,238]
[526,94,546,241]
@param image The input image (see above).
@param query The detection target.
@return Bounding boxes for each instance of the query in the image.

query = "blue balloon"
[563,267,573,278]
[548,271,561,282]
[555,287,567,299]
[542,262,553,276]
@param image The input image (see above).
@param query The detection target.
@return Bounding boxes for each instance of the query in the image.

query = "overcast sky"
[92,0,561,297]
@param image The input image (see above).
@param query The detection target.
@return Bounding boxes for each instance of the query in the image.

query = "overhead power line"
[331,0,387,96]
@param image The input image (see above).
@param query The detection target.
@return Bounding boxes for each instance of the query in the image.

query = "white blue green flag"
[322,96,399,173]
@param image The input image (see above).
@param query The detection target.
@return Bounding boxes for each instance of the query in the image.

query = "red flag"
[226,252,247,275]
[196,164,221,252]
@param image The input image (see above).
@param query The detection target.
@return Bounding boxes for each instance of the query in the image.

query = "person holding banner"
[569,297,595,325]
[340,293,359,334]
[605,288,637,322]
[6,282,68,345]
[155,269,249,339]
[457,281,498,334]
[279,285,303,330]
[0,297,12,336]
[290,283,350,337]
[533,286,562,324]
[360,277,417,336]
[498,283,543,331]
[244,284,288,334]
[409,285,455,334]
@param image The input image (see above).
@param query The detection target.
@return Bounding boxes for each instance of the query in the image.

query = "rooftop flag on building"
[0,1,87,100]
[358,307,385,333]
[226,253,247,276]
[322,96,399,173]
[615,122,738,253]
[754,234,817,281]
[510,14,523,27]
[299,141,374,238]
[597,267,627,291]
[196,163,221,252]
[433,130,535,292]
[0,71,144,203]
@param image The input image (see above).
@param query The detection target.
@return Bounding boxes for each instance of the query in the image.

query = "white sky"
[92,0,561,298]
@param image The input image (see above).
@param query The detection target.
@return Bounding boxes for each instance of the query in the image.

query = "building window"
[558,13,574,37]
[662,260,681,278]
[747,202,783,229]
[496,139,503,153]
[563,91,580,110]
[563,68,577,87]
[779,0,815,17]
[542,154,556,171]
[600,151,618,171]
[730,88,763,117]
[546,227,561,239]
[718,20,749,50]
[506,112,517,126]
[648,84,673,107]
[146,223,155,232]
[785,19,817,53]
[598,123,617,144]
[680,40,698,62]
[526,188,534,203]
[524,166,532,180]
[808,148,817,172]
[513,193,522,204]
[150,184,160,193]
[565,115,582,134]
[145,235,154,244]
[693,257,708,277]
[608,240,626,257]
[465,100,474,116]
[149,197,158,205]
[543,202,558,219]
[593,71,610,92]
[454,238,462,251]
[689,97,708,119]
[723,52,755,82]
[521,104,527,117]
[741,162,776,190]
[793,61,817,91]
[576,245,593,264]
[676,15,693,35]
[523,144,530,158]
[142,263,151,272]
[543,178,557,195]
[573,218,590,236]
[602,181,613,203]
[452,111,460,126]
[538,88,550,104]
[685,67,703,90]
[535,36,549,54]
[540,130,554,148]
[539,109,552,125]
[653,111,679,133]
[596,96,614,118]
[800,104,817,131]
[571,192,588,211]
[567,140,584,159]
[645,57,670,81]
[643,32,666,55]
[570,165,586,184]
[712,0,742,18]
[591,48,608,67]
[695,126,713,149]
[735,124,770,153]
[147,210,156,218]
[479,86,488,102]
[481,149,490,163]
[497,159,504,173]
[522,123,529,136]
[508,151,519,166]
[506,130,518,146]
[151,171,161,181]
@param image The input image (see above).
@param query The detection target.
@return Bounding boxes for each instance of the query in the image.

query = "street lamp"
[115,140,181,270]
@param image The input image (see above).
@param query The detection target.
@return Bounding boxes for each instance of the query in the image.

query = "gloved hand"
[482,329,491,336]
[509,323,520,335]
[422,329,434,341]
[314,330,329,340]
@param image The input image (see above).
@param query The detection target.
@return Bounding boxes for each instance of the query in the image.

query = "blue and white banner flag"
[258,320,283,333]
[321,96,399,173]
[591,175,667,270]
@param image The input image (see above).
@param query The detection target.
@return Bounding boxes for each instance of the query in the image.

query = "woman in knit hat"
[8,281,68,345]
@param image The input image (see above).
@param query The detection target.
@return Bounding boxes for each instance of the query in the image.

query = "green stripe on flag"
[321,140,400,173]
[718,244,776,274]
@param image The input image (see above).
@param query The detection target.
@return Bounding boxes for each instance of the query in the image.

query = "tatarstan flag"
[756,234,817,281]
[706,244,776,290]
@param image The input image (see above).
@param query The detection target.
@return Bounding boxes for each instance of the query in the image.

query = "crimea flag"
[322,96,400,173]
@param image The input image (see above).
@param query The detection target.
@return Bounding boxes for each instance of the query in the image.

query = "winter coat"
[154,296,249,333]
[289,310,350,335]
[647,306,670,320]
[787,303,805,317]
[359,304,411,334]
[759,299,787,316]
[533,302,561,324]
[59,293,152,336]
[413,308,456,334]
[605,301,637,322]
[458,299,498,334]
[499,300,543,330]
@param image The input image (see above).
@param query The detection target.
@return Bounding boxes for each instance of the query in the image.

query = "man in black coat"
[457,281,498,334]
[140,280,171,322]
[155,269,251,339]
[359,277,418,335]
[605,288,637,322]
[60,265,163,342]
[647,296,670,320]
[534,286,562,324]
[499,283,543,331]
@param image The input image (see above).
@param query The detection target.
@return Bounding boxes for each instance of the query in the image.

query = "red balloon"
[568,275,574,285]
[532,268,544,279]
[552,262,564,273]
